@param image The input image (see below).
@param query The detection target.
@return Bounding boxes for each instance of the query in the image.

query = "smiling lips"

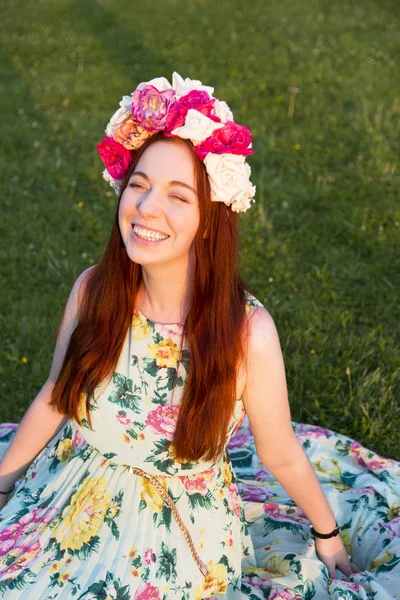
[132,224,170,242]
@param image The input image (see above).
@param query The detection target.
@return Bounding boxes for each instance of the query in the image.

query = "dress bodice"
[73,292,264,476]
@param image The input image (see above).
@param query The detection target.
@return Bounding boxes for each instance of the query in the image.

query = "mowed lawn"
[0,1,399,458]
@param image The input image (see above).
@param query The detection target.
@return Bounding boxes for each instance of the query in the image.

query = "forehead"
[134,140,197,187]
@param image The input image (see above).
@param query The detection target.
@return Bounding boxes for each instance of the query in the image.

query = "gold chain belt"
[129,466,209,578]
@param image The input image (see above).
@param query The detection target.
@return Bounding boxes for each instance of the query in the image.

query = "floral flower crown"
[97,72,256,213]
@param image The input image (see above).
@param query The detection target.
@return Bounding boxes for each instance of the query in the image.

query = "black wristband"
[310,522,340,539]
[0,483,15,495]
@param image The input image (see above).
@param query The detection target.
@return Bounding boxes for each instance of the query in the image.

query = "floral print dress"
[0,293,399,599]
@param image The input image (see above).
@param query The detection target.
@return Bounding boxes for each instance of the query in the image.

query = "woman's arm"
[242,306,356,577]
[0,266,94,494]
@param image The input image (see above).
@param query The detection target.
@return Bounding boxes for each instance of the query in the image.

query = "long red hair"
[50,133,251,461]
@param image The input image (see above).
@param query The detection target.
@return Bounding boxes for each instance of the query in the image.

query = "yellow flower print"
[121,433,131,444]
[50,561,60,573]
[388,502,400,521]
[148,338,180,368]
[131,567,141,577]
[58,571,73,585]
[339,529,352,554]
[54,476,112,551]
[313,457,342,478]
[128,547,138,559]
[56,439,74,463]
[331,482,350,492]
[370,551,393,571]
[194,559,229,599]
[132,312,151,340]
[140,477,168,513]
[222,462,233,487]
[264,554,291,576]
[169,442,189,464]
[106,502,119,519]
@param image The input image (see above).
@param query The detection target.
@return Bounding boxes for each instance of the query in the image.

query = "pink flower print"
[134,581,161,600]
[295,423,332,439]
[242,574,272,589]
[338,581,361,592]
[239,482,274,503]
[165,90,216,132]
[195,121,254,161]
[227,430,251,449]
[350,441,395,471]
[131,85,176,132]
[145,404,180,440]
[143,547,156,565]
[117,411,132,427]
[386,517,400,540]
[0,538,42,578]
[263,503,308,524]
[269,588,301,600]
[0,423,17,437]
[179,468,218,496]
[72,428,85,449]
[228,484,242,517]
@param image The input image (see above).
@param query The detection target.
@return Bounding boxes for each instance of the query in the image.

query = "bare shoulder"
[72,264,97,291]
[245,305,281,354]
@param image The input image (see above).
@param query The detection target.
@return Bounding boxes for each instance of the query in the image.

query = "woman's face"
[118,139,200,270]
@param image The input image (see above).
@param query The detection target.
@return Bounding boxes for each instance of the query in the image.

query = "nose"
[136,188,163,218]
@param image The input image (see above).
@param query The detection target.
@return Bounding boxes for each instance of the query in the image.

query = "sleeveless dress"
[0,293,400,599]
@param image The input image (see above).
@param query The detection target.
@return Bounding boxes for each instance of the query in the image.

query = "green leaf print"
[108,372,141,414]
[145,438,178,475]
[335,439,352,455]
[334,590,362,600]
[156,541,177,582]
[374,554,400,574]
[152,390,169,405]
[187,491,215,511]
[180,349,190,374]
[125,421,146,440]
[294,580,316,599]
[340,471,360,486]
[74,535,101,560]
[0,569,36,594]
[142,357,160,377]
[263,519,308,540]
[103,452,118,459]
[77,570,131,600]
[156,367,183,392]
[109,520,120,540]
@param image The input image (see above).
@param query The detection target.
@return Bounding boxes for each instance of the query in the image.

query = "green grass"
[0,0,399,458]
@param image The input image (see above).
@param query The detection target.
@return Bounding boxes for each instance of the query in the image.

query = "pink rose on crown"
[195,122,254,160]
[131,85,176,132]
[97,136,133,180]
[165,90,216,132]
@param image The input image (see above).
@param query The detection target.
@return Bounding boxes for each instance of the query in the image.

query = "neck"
[137,256,194,323]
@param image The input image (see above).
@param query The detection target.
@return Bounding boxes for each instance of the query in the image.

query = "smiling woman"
[0,72,399,600]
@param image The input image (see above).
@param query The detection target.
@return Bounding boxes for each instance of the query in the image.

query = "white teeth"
[133,225,169,241]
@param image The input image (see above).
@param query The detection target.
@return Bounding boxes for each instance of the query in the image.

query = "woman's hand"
[315,535,360,578]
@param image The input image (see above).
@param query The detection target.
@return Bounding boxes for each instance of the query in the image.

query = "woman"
[0,73,399,599]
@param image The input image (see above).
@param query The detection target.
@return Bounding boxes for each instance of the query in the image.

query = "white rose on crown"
[172,72,214,99]
[204,154,256,213]
[171,110,224,146]
[211,100,234,123]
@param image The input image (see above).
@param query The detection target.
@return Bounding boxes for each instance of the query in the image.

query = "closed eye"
[129,183,144,189]
[172,195,188,203]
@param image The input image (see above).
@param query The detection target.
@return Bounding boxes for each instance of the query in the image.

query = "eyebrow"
[131,171,197,195]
